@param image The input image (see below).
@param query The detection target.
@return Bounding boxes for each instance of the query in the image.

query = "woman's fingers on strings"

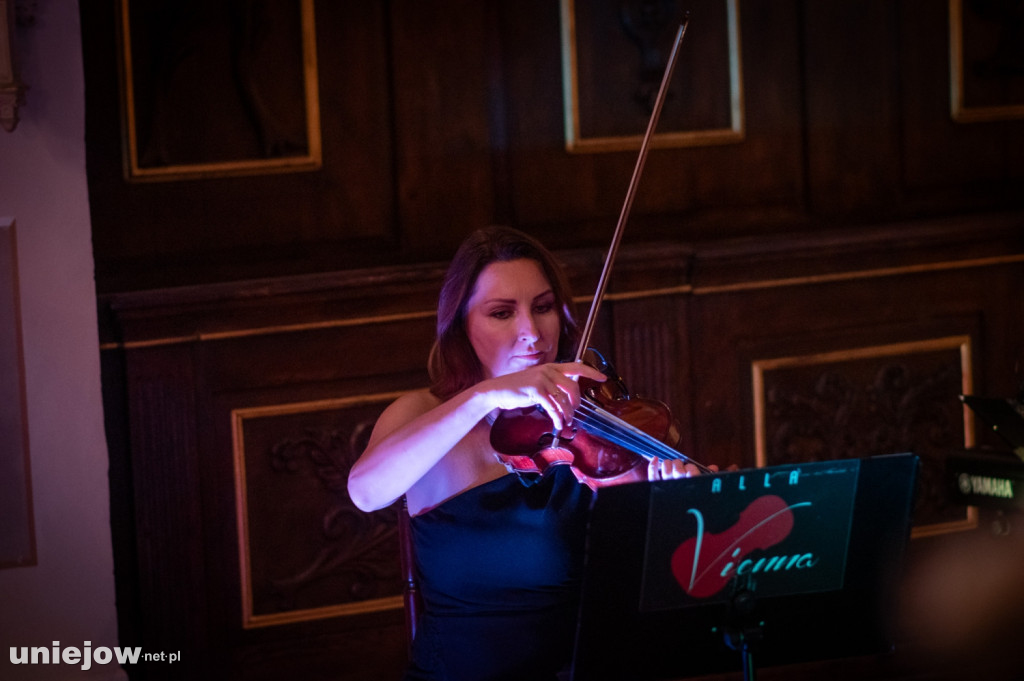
[544,366,587,425]
[681,462,701,477]
[539,377,576,432]
[648,457,671,480]
[542,390,567,432]
[666,458,685,479]
[648,457,698,481]
[503,362,594,432]
[647,456,661,480]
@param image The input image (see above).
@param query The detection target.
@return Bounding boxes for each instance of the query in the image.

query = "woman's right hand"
[482,361,607,433]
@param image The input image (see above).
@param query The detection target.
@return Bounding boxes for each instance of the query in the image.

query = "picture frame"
[948,0,1024,123]
[560,0,744,152]
[119,0,321,181]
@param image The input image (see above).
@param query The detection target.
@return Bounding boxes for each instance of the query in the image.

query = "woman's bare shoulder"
[389,388,441,415]
[371,388,442,435]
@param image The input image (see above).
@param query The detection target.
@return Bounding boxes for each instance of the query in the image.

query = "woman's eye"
[534,302,554,314]
[490,309,513,320]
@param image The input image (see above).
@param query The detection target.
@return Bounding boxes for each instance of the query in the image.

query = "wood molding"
[98,212,1024,350]
[232,394,407,629]
[751,336,977,537]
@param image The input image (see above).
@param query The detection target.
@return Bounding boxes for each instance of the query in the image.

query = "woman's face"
[464,259,561,379]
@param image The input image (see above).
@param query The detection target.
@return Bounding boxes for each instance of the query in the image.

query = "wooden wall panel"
[609,294,696,457]
[108,334,434,679]
[899,0,1024,209]
[686,234,1024,549]
[81,1,1024,293]
[802,1,903,216]
[501,0,808,246]
[218,392,410,681]
[100,215,1024,680]
[232,397,405,628]
[390,0,499,256]
[751,335,974,531]
[82,0,399,291]
[121,345,210,681]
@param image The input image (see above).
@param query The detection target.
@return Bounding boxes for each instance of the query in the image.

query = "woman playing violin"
[348,226,706,680]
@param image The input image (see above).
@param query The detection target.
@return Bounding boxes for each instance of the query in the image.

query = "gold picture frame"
[949,0,1024,123]
[560,0,744,152]
[119,0,322,181]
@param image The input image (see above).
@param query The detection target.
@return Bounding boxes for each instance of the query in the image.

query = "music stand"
[570,453,919,681]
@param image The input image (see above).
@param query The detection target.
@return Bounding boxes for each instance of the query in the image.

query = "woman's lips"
[515,351,546,363]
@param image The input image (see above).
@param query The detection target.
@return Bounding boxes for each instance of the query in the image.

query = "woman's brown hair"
[428,226,579,400]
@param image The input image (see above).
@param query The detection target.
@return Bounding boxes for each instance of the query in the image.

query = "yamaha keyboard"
[947,395,1024,512]
[946,449,1024,512]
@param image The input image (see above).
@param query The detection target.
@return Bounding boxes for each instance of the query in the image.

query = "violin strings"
[574,400,679,459]
[576,408,709,473]
[573,399,712,473]
[573,404,668,459]
[580,402,712,474]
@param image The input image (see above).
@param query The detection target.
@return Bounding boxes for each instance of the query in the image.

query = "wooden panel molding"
[752,336,976,536]
[233,395,406,629]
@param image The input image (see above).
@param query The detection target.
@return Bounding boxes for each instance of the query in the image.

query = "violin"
[489,18,712,487]
[490,349,712,487]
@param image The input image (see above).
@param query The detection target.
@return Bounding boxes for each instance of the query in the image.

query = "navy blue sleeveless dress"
[404,465,593,681]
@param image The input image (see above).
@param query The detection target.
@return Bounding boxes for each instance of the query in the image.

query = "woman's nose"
[518,314,540,341]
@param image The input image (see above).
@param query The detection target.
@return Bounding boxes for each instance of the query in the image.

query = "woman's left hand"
[647,457,713,481]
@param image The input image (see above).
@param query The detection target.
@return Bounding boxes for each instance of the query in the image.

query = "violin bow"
[574,17,689,362]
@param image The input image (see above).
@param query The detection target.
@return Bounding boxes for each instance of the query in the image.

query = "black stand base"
[720,576,763,681]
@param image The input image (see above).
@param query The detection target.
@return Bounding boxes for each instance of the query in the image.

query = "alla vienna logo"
[670,494,819,599]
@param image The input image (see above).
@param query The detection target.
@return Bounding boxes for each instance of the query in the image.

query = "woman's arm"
[347,362,607,512]
[347,387,493,512]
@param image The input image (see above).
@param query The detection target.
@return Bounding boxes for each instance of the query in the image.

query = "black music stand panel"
[570,453,919,681]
